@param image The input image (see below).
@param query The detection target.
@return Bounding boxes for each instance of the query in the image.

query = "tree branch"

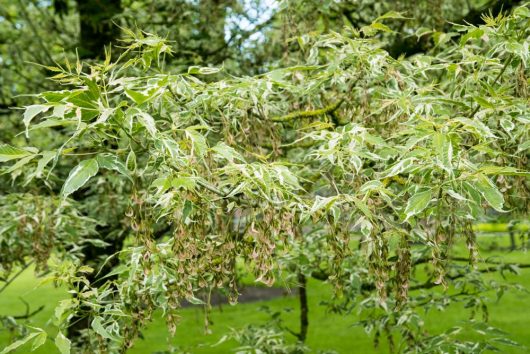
[12,298,45,320]
[271,99,344,123]
[311,258,530,293]
[410,263,530,291]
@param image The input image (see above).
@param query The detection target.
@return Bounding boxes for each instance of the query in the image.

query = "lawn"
[1,233,529,353]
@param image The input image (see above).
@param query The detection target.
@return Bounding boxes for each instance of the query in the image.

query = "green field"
[1,233,529,353]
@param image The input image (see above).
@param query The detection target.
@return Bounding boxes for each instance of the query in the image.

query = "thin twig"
[13,305,45,320]
[469,54,514,117]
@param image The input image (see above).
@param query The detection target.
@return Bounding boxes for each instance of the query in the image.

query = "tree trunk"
[297,272,309,342]
[76,0,121,58]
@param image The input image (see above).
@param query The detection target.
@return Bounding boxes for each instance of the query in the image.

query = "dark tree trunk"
[297,272,309,343]
[76,0,122,59]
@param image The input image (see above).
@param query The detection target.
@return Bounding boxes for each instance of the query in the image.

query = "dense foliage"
[1,1,529,353]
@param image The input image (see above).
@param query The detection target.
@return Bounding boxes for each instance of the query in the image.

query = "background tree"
[0,1,529,353]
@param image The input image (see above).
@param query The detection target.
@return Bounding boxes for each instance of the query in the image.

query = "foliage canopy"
[1,1,529,353]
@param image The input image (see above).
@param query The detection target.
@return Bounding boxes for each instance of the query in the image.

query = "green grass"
[1,233,529,353]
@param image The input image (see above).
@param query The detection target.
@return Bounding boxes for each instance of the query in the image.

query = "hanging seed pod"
[368,227,389,302]
[395,231,411,306]
[431,223,447,287]
[463,220,478,267]
[326,211,351,290]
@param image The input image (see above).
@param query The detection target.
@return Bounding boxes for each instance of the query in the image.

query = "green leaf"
[126,150,137,172]
[311,195,340,214]
[171,177,196,191]
[491,337,522,347]
[357,217,373,237]
[31,331,47,351]
[446,189,467,201]
[54,299,75,324]
[460,28,484,45]
[517,140,530,152]
[100,264,129,280]
[477,166,529,177]
[4,155,36,174]
[160,138,181,160]
[505,41,527,59]
[92,317,114,340]
[182,199,193,221]
[212,142,243,162]
[96,108,114,124]
[463,181,483,217]
[473,174,505,212]
[61,158,99,197]
[152,176,172,191]
[273,165,300,188]
[349,196,373,220]
[29,119,77,131]
[360,180,385,194]
[185,128,208,157]
[54,332,71,354]
[473,96,494,109]
[350,155,362,173]
[375,11,407,21]
[136,111,157,136]
[125,89,150,105]
[83,78,100,100]
[97,154,132,181]
[188,66,221,75]
[404,189,432,221]
[35,151,57,178]
[381,157,416,178]
[500,118,515,132]
[42,65,63,72]
[369,22,393,33]
[0,144,34,162]
[433,31,454,46]
[40,90,70,103]
[23,105,50,135]
[453,117,495,139]
[514,6,530,18]
[0,332,40,354]
[433,132,453,173]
